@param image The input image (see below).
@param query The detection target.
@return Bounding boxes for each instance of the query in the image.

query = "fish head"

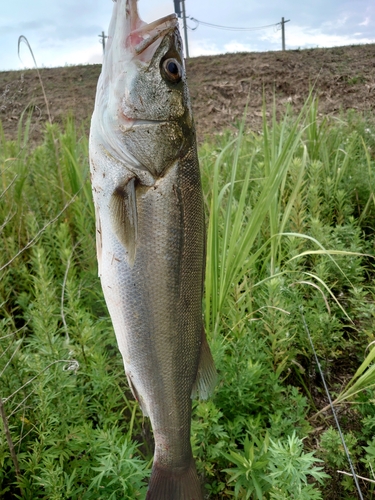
[93,0,195,180]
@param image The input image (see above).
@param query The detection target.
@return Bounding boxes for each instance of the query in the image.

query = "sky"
[1,0,374,71]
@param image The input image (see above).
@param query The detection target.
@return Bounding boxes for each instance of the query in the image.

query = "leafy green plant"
[1,98,375,498]
[224,433,270,499]
[88,430,149,499]
[223,432,328,499]
[319,427,358,470]
[268,432,328,499]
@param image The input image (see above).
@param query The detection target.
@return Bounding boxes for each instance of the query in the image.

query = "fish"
[89,1,217,498]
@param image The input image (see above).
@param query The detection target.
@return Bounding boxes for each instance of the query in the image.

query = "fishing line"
[300,306,364,499]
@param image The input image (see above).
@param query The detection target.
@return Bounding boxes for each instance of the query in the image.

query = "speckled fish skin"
[89,1,216,498]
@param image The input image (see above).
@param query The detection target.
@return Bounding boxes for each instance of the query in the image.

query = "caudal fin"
[146,460,203,500]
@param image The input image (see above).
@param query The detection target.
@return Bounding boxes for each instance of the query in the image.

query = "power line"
[188,17,280,32]
[187,16,290,50]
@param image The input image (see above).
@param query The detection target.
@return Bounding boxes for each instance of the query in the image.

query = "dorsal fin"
[109,177,138,265]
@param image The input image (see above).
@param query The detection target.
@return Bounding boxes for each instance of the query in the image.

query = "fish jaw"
[107,0,178,63]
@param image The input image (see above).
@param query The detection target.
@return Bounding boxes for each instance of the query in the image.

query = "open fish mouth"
[109,0,178,59]
[129,14,178,55]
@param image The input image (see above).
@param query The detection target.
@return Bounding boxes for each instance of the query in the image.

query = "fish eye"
[161,58,182,83]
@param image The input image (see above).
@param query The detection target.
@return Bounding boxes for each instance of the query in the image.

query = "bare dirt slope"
[1,43,375,145]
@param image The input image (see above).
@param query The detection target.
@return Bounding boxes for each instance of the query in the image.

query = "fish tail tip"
[146,460,203,500]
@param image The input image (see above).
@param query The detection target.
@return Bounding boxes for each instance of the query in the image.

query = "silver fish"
[89,0,216,498]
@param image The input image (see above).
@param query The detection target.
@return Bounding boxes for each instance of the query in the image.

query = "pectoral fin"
[191,328,217,400]
[109,178,138,265]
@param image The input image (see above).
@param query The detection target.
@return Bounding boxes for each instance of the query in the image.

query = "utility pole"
[174,0,189,59]
[98,31,108,53]
[181,1,189,58]
[281,17,290,51]
[173,0,182,18]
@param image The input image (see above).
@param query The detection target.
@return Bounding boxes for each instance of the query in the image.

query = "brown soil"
[1,44,375,145]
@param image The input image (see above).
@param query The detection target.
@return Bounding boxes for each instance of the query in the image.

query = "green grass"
[1,101,375,499]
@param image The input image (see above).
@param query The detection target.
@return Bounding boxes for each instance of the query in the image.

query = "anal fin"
[109,177,138,265]
[191,328,217,400]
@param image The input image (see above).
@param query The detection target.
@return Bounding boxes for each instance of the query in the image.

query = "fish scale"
[89,1,216,498]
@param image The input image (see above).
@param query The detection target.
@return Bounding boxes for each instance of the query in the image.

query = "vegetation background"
[1,44,375,499]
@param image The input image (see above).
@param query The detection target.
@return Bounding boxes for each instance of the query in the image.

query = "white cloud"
[359,17,370,26]
[87,52,103,65]
[140,2,172,22]
[260,24,375,50]
[318,19,343,34]
[189,39,220,57]
[17,36,104,69]
[65,44,103,66]
[224,41,258,53]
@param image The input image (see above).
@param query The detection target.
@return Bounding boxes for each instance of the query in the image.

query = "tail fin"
[146,460,203,500]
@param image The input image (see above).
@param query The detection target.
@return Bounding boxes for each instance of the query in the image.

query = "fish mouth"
[109,0,178,59]
[129,14,178,56]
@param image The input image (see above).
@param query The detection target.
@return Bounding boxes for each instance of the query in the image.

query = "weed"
[1,100,375,498]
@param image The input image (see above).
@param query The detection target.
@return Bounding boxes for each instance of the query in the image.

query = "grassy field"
[1,100,375,499]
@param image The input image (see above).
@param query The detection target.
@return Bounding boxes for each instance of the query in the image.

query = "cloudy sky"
[1,0,374,71]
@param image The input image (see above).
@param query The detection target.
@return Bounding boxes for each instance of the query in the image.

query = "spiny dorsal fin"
[191,328,217,400]
[109,177,138,265]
